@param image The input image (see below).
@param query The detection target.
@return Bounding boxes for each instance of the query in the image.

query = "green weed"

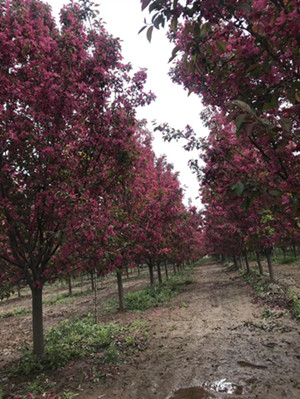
[11,315,144,375]
[43,289,92,306]
[124,270,193,311]
[292,299,300,320]
[0,307,28,319]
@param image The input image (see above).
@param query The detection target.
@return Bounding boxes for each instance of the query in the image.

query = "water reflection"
[170,378,243,398]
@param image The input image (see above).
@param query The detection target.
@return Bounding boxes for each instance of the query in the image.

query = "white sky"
[48,0,207,207]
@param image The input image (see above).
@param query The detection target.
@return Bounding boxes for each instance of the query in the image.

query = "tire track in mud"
[87,263,300,399]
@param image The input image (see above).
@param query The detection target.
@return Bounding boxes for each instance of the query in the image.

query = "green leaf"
[279,118,292,132]
[141,0,152,11]
[200,22,211,37]
[234,113,248,131]
[238,2,252,12]
[241,196,251,210]
[269,190,281,197]
[169,45,181,62]
[146,26,154,42]
[231,181,244,196]
[232,100,256,116]
[138,25,147,35]
[216,40,227,53]
[171,16,178,31]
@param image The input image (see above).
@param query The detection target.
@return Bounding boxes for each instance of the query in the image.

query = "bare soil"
[0,261,299,399]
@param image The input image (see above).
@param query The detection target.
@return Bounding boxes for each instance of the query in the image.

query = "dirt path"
[85,263,300,399]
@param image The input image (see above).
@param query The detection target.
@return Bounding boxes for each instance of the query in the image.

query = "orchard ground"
[0,259,299,399]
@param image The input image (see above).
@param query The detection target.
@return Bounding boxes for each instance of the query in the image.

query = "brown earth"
[0,261,299,399]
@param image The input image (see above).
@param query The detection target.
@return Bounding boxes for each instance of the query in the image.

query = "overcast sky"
[48,0,207,206]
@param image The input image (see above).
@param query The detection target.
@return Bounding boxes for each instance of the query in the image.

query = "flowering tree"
[141,0,300,211]
[0,0,154,357]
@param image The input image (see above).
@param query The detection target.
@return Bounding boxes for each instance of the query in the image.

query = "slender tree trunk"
[265,248,274,281]
[256,252,263,275]
[90,271,95,291]
[80,273,84,292]
[137,265,141,277]
[173,263,176,275]
[17,284,21,299]
[282,248,286,260]
[292,244,297,258]
[233,256,238,269]
[31,285,45,358]
[116,270,125,311]
[94,271,98,323]
[164,261,169,280]
[239,256,243,269]
[126,267,129,279]
[148,259,154,286]
[244,251,250,274]
[68,275,72,296]
[157,262,162,284]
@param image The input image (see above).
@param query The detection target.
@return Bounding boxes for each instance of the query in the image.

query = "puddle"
[170,387,214,399]
[204,379,243,395]
[237,360,268,369]
[170,379,243,399]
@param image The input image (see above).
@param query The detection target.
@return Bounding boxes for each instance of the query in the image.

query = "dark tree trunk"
[256,252,263,275]
[148,259,154,286]
[68,275,72,296]
[90,271,95,291]
[239,256,243,269]
[17,284,21,299]
[126,267,129,279]
[164,261,169,280]
[116,270,125,311]
[94,272,98,323]
[173,264,177,274]
[244,252,250,274]
[265,248,274,282]
[292,244,297,258]
[31,285,45,358]
[157,262,162,284]
[282,248,286,260]
[233,256,238,269]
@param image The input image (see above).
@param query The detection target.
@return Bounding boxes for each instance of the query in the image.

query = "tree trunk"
[239,256,243,269]
[148,259,154,286]
[90,271,95,291]
[157,262,162,284]
[256,252,263,275]
[31,285,45,358]
[116,270,125,311]
[17,284,21,299]
[282,248,286,260]
[292,244,297,258]
[164,261,169,280]
[173,264,176,275]
[265,248,274,282]
[94,271,98,323]
[233,256,238,269]
[68,275,72,296]
[244,252,250,274]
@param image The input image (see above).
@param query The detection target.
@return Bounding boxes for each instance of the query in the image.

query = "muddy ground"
[0,261,299,399]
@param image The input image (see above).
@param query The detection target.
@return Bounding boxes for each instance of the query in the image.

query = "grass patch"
[275,255,300,265]
[287,289,300,320]
[124,269,193,311]
[43,288,92,306]
[239,269,268,298]
[0,307,29,320]
[11,314,147,376]
[293,299,300,320]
